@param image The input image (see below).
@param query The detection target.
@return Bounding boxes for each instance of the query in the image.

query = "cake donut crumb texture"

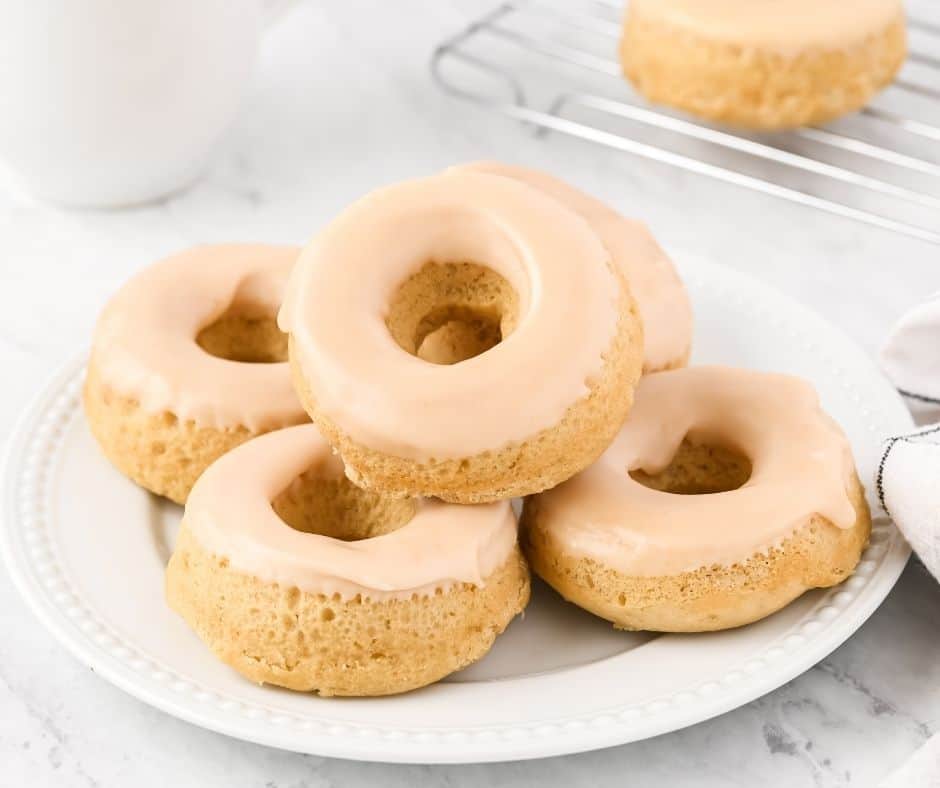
[84,244,308,503]
[522,366,871,632]
[278,171,644,503]
[166,425,530,696]
[621,0,907,129]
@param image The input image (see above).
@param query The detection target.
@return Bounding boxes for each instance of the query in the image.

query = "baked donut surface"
[621,0,907,129]
[84,244,307,504]
[166,425,529,696]
[279,171,644,503]
[522,366,871,632]
[449,162,692,373]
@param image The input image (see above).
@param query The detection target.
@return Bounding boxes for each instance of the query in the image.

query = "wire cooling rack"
[431,0,940,244]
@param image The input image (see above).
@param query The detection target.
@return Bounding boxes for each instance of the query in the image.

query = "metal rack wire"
[431,0,940,244]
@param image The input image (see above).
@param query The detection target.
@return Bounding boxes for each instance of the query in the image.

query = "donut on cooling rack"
[277,171,644,503]
[449,161,692,373]
[620,0,907,130]
[84,244,308,504]
[521,366,871,632]
[165,424,530,696]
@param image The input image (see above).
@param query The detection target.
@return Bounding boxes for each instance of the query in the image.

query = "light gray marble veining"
[2,2,939,785]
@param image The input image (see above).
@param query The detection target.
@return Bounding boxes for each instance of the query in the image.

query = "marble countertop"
[2,2,939,785]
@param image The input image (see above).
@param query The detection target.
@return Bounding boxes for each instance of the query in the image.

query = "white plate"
[1,256,912,764]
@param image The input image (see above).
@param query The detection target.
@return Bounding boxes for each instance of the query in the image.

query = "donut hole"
[197,305,287,364]
[630,439,752,495]
[197,306,287,364]
[386,262,519,365]
[272,468,416,542]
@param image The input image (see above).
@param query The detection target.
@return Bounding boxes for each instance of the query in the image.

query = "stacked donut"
[85,163,870,697]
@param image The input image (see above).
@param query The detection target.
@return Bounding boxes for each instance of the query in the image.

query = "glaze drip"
[532,366,860,576]
[90,244,306,431]
[278,172,623,459]
[185,425,519,599]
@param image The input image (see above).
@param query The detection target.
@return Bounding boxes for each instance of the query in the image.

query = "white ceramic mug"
[0,0,290,207]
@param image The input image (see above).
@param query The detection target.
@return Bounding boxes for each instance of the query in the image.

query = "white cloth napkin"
[878,294,940,787]
[881,292,940,424]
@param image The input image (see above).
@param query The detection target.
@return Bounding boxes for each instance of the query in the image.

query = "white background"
[2,2,938,785]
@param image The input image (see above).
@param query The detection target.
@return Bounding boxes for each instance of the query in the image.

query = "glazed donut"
[165,424,530,696]
[449,162,692,373]
[522,366,871,632]
[84,244,308,504]
[621,0,906,130]
[278,171,644,503]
